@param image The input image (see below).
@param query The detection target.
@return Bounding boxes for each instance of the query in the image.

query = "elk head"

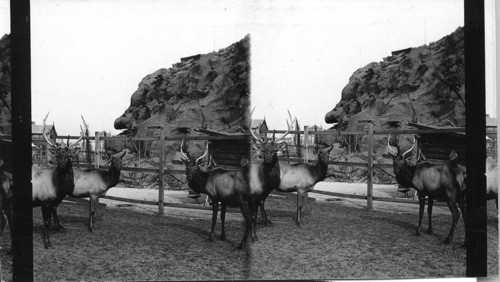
[180,139,209,182]
[250,109,293,165]
[43,112,84,169]
[314,145,334,163]
[386,133,415,175]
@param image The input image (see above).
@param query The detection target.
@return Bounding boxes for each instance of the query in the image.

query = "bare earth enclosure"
[0,183,498,280]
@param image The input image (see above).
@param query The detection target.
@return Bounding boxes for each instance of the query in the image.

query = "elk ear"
[278,142,287,150]
[113,150,127,159]
[324,145,333,153]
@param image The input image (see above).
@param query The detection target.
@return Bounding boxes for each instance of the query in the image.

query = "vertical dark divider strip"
[10,0,33,281]
[464,0,487,277]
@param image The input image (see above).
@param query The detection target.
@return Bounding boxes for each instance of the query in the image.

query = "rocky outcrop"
[112,35,250,185]
[325,27,465,132]
[0,34,10,134]
[320,27,465,183]
[114,35,250,141]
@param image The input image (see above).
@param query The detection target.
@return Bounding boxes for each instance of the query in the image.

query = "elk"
[275,144,333,226]
[32,112,83,248]
[486,157,498,208]
[0,158,12,238]
[387,134,466,244]
[179,121,288,249]
[69,149,127,232]
[180,140,252,249]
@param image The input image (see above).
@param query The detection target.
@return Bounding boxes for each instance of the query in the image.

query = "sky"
[0,0,496,135]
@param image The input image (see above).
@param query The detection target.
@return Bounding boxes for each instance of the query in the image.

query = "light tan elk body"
[70,150,127,232]
[276,145,333,226]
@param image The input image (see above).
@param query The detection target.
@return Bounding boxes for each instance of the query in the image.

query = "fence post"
[94,131,101,213]
[303,126,309,202]
[367,123,374,210]
[94,131,101,168]
[303,126,309,163]
[295,121,302,160]
[158,129,165,216]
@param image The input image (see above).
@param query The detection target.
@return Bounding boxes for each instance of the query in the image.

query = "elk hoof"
[427,229,433,235]
[236,243,246,250]
[262,219,272,226]
[443,238,451,244]
[251,234,258,242]
[55,226,66,233]
[219,235,226,241]
[44,241,52,249]
[209,235,214,242]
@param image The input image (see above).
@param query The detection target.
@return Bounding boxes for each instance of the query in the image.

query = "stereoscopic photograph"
[0,0,497,280]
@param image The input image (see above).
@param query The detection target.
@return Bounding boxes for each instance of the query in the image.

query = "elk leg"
[219,202,227,240]
[457,196,467,247]
[41,206,52,248]
[416,193,426,236]
[249,201,258,242]
[260,200,271,225]
[237,202,252,250]
[88,196,96,233]
[52,207,65,232]
[209,201,219,242]
[427,197,434,234]
[444,199,460,244]
[296,188,306,226]
[3,204,12,252]
[0,208,5,235]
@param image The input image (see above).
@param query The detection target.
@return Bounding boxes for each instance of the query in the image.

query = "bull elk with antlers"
[32,112,84,248]
[387,134,466,244]
[179,113,289,249]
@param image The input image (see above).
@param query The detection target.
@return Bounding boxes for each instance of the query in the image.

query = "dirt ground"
[0,182,498,280]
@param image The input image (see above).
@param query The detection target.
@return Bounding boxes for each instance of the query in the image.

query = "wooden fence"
[32,126,496,214]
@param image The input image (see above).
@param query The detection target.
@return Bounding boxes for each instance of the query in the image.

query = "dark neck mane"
[188,168,210,194]
[103,162,121,189]
[262,155,280,191]
[54,165,75,196]
[395,162,417,188]
[316,155,329,180]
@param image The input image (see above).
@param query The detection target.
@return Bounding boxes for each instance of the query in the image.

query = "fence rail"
[31,125,496,214]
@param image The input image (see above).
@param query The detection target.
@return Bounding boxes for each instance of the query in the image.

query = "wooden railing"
[31,125,496,213]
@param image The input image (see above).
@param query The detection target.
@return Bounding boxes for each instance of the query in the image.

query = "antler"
[275,110,295,143]
[386,134,397,155]
[70,115,87,148]
[180,138,189,160]
[195,142,209,164]
[402,136,416,158]
[42,112,58,148]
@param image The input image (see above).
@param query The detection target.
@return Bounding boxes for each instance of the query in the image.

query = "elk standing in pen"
[69,149,127,232]
[387,134,466,244]
[32,112,83,248]
[180,117,289,249]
